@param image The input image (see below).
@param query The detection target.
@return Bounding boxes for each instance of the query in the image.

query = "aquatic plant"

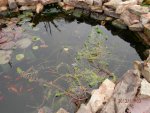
[16,26,116,108]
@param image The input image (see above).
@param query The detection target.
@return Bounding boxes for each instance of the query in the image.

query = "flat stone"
[120,10,140,26]
[104,0,122,9]
[140,79,150,97]
[76,104,92,113]
[144,24,150,39]
[128,5,149,16]
[129,23,143,31]
[128,98,150,113]
[87,79,115,113]
[116,2,134,14]
[63,4,74,11]
[56,108,69,113]
[98,70,141,113]
[8,0,17,10]
[0,6,7,12]
[112,19,127,29]
[90,6,103,13]
[103,6,120,18]
[16,0,38,6]
[90,12,106,20]
[141,13,150,25]
[19,6,36,11]
[141,60,150,83]
[93,0,102,6]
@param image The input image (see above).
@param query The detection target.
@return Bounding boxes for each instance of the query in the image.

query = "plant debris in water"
[15,26,116,109]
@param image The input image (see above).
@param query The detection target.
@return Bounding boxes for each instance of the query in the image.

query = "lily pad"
[0,50,12,64]
[16,54,25,61]
[32,46,39,50]
[16,67,24,74]
[32,36,41,41]
[16,38,32,49]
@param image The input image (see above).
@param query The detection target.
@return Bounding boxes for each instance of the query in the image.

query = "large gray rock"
[128,5,149,16]
[98,70,141,113]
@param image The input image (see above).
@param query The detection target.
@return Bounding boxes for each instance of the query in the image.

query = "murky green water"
[0,7,147,113]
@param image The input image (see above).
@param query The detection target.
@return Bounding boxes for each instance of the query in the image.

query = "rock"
[140,79,150,97]
[19,5,36,11]
[0,6,7,12]
[105,16,113,21]
[63,4,74,11]
[16,0,38,6]
[129,23,143,31]
[85,0,94,5]
[104,0,122,9]
[76,104,92,113]
[0,50,12,64]
[38,106,53,113]
[112,19,127,29]
[141,13,150,25]
[90,12,106,20]
[103,6,120,18]
[0,0,8,7]
[128,98,150,113]
[90,6,103,13]
[87,79,115,113]
[93,0,102,6]
[36,3,44,13]
[116,2,135,14]
[128,5,149,16]
[136,32,150,46]
[56,108,69,113]
[8,0,17,10]
[144,24,150,39]
[73,8,83,18]
[120,10,140,26]
[141,60,150,83]
[98,70,141,113]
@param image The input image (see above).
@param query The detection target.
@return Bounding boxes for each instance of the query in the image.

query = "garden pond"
[0,5,148,113]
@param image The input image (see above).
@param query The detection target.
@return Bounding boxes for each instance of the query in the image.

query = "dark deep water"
[0,7,148,113]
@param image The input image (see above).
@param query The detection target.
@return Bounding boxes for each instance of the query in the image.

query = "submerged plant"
[17,26,116,109]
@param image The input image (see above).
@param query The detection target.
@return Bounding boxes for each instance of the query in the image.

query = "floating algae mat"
[0,7,146,113]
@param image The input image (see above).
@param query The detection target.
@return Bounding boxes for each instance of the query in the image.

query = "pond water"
[0,7,147,113]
